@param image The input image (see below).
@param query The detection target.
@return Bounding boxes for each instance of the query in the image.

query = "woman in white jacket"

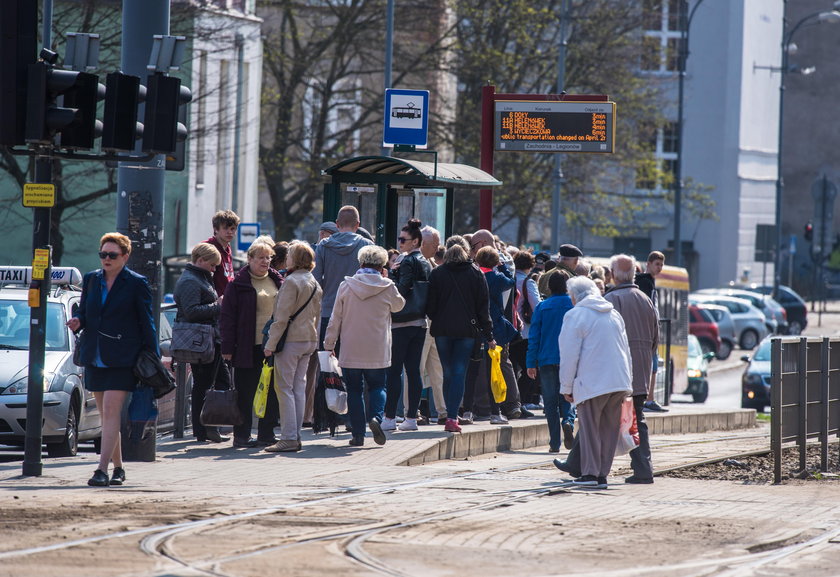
[559,276,632,489]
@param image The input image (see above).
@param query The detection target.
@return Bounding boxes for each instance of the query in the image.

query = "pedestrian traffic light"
[25,59,91,145]
[0,0,37,147]
[805,222,814,242]
[142,74,191,154]
[101,72,144,151]
[59,71,105,150]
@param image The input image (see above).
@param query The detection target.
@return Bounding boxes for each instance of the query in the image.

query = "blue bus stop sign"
[383,89,429,149]
[238,222,260,251]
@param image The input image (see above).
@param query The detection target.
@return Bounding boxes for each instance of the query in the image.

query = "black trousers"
[233,345,280,442]
[190,345,231,439]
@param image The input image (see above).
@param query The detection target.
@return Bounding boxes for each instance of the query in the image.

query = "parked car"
[689,293,769,350]
[694,303,737,360]
[696,288,786,335]
[688,304,720,357]
[683,334,714,403]
[742,284,808,335]
[741,337,772,412]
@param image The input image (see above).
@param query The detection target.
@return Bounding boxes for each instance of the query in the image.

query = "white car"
[0,266,101,456]
[689,293,769,350]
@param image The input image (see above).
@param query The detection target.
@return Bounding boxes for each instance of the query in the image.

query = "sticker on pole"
[383,89,429,149]
[22,184,56,208]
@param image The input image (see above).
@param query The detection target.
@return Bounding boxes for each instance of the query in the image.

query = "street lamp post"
[774,7,840,298]
[673,0,707,269]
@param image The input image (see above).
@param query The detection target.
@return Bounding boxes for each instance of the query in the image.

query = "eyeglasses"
[397,237,410,244]
[98,251,122,260]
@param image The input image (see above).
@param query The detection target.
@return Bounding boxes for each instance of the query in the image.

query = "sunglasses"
[98,251,122,260]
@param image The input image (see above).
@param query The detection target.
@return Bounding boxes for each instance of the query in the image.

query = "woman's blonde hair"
[357,245,388,269]
[191,242,221,265]
[287,241,315,271]
[100,232,132,255]
[247,241,274,259]
[443,235,470,264]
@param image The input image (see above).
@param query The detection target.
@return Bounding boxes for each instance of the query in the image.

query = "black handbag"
[392,280,430,323]
[262,286,317,353]
[72,331,83,367]
[133,349,176,399]
[200,359,243,426]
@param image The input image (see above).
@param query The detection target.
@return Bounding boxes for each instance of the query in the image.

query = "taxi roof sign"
[0,266,82,286]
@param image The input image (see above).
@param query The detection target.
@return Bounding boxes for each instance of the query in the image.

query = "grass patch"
[755,412,771,423]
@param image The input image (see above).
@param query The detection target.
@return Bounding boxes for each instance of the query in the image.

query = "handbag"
[254,360,273,418]
[200,358,244,426]
[133,349,176,399]
[171,321,215,364]
[392,280,429,323]
[317,351,348,415]
[72,331,83,366]
[615,397,640,456]
[262,286,318,353]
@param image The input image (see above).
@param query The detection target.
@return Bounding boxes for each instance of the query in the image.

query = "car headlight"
[744,373,763,386]
[687,368,702,378]
[1,373,51,395]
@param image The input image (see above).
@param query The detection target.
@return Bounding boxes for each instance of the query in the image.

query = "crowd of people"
[72,206,668,490]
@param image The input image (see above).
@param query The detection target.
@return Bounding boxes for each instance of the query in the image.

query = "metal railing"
[771,337,840,483]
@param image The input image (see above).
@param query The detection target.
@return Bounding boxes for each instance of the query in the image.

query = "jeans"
[538,364,576,450]
[435,336,475,420]
[386,326,427,419]
[343,368,386,439]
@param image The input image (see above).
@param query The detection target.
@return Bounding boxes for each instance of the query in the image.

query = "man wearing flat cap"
[557,244,582,276]
[319,221,339,241]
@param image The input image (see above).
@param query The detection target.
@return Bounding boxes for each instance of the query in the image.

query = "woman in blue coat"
[67,232,158,488]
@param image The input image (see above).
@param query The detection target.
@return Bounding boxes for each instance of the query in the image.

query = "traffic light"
[0,0,37,146]
[25,60,91,145]
[805,222,814,242]
[142,74,191,154]
[165,84,192,171]
[59,71,105,149]
[101,72,144,151]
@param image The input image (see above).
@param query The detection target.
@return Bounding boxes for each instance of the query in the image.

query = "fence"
[771,337,840,483]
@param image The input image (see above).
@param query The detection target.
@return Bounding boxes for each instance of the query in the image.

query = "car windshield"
[688,337,702,356]
[753,340,772,362]
[0,300,69,351]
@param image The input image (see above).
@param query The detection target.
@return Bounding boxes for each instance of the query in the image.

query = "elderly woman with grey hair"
[324,245,405,447]
[558,276,633,489]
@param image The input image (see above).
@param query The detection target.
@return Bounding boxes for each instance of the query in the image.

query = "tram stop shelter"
[322,155,502,248]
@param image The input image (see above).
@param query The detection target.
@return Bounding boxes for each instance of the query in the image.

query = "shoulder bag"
[392,254,431,323]
[171,321,215,364]
[262,285,318,353]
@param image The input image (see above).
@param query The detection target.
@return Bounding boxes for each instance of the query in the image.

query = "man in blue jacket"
[526,270,575,452]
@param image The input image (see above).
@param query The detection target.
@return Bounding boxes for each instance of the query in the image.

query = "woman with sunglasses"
[67,232,158,487]
[381,218,432,432]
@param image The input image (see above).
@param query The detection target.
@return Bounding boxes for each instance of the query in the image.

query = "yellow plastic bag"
[254,360,273,418]
[487,345,507,403]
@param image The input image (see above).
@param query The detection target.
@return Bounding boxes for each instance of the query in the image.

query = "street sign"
[22,183,55,207]
[238,222,260,251]
[383,89,429,149]
[494,100,616,153]
[754,224,776,263]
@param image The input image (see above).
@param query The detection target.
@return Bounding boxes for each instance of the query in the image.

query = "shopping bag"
[254,360,273,418]
[487,345,507,403]
[615,397,640,456]
[317,351,348,415]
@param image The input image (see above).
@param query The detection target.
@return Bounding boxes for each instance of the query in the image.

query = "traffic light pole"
[115,0,170,461]
[22,155,52,476]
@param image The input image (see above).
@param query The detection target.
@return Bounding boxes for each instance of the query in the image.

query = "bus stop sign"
[383,89,429,149]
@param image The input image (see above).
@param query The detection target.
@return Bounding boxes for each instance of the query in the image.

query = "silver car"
[693,302,737,360]
[695,288,787,335]
[689,293,769,350]
[0,267,101,456]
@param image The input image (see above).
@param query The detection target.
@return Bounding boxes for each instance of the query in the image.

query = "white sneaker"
[381,417,397,431]
[398,418,418,431]
[461,411,474,425]
[490,413,509,425]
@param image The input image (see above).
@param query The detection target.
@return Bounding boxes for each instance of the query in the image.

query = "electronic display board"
[494,100,616,153]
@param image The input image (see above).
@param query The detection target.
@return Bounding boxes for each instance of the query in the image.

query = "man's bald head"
[470,229,495,257]
[610,253,637,285]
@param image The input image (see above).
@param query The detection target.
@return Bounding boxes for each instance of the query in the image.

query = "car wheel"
[740,329,759,350]
[692,383,708,404]
[46,401,79,458]
[698,338,716,356]
[716,340,733,360]
[788,320,802,335]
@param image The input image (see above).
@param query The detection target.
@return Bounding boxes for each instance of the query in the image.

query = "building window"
[663,121,679,153]
[641,0,682,73]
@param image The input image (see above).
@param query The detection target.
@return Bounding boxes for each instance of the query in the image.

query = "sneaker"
[417,415,431,426]
[643,400,669,413]
[508,409,522,419]
[398,418,418,431]
[380,417,398,431]
[572,475,599,487]
[444,418,462,433]
[460,411,474,425]
[110,467,126,486]
[596,477,608,489]
[519,408,534,419]
[562,422,575,450]
[88,469,109,487]
[625,476,654,484]
[553,459,581,478]
[233,437,259,448]
[489,413,509,425]
[395,416,405,423]
[369,419,387,445]
[265,439,300,452]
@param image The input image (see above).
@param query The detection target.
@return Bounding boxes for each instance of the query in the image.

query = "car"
[694,303,737,360]
[695,288,787,335]
[0,266,99,457]
[688,304,721,357]
[689,293,769,350]
[683,334,714,403]
[742,284,808,335]
[740,337,772,411]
